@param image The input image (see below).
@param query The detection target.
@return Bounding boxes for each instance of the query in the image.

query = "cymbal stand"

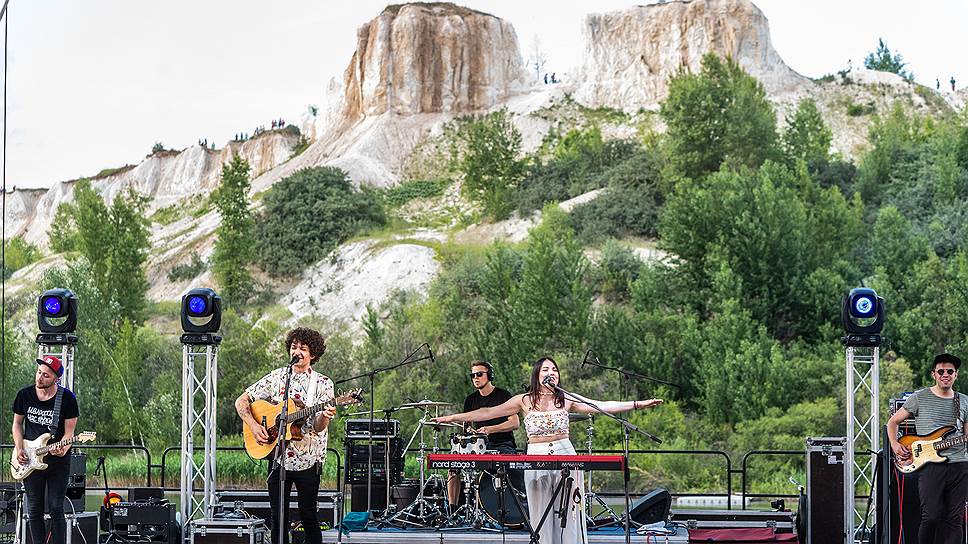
[583,416,621,526]
[380,414,446,528]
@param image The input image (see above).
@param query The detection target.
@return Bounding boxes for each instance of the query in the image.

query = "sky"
[1,0,966,189]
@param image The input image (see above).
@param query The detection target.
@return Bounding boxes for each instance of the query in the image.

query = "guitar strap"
[48,385,65,434]
[955,394,964,433]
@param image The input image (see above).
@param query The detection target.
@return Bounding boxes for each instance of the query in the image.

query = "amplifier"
[109,500,177,544]
[345,440,403,484]
[345,418,399,438]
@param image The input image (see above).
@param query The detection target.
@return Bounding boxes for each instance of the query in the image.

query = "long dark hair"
[527,357,564,410]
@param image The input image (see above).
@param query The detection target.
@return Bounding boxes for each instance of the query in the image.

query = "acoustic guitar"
[243,389,364,459]
[895,425,968,473]
[10,431,97,480]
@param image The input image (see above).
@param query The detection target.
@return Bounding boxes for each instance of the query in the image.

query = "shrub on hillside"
[2,237,41,279]
[166,252,207,282]
[253,167,385,276]
[383,179,447,207]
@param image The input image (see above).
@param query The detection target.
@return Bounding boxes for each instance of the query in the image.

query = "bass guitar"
[10,431,97,480]
[895,425,968,473]
[243,388,364,459]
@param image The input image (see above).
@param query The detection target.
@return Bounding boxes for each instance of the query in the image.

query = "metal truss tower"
[845,345,880,543]
[180,335,221,530]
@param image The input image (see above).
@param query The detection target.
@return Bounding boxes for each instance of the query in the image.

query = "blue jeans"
[23,459,70,544]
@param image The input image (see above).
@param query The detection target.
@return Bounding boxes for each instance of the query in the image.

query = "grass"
[151,203,180,225]
[383,179,447,207]
[846,101,876,117]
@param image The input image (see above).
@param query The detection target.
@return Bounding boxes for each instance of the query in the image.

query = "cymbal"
[569,413,593,421]
[399,399,454,409]
[419,419,462,429]
[345,405,415,417]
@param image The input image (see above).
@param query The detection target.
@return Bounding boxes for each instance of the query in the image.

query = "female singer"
[434,356,662,544]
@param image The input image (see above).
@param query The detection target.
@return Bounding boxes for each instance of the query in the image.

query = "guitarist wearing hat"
[235,327,335,544]
[11,355,79,544]
[888,352,967,544]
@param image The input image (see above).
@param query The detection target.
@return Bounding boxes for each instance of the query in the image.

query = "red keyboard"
[427,453,625,472]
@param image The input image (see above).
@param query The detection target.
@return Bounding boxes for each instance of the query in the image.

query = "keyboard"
[427,453,625,471]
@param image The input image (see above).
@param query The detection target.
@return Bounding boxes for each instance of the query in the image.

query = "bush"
[289,135,310,159]
[2,237,41,279]
[846,101,876,117]
[383,179,447,207]
[166,252,207,282]
[254,167,386,276]
[591,240,643,301]
[151,142,165,154]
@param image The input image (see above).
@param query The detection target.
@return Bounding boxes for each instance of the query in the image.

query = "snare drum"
[450,433,487,454]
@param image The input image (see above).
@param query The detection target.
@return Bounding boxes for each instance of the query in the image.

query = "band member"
[887,353,967,544]
[12,356,79,544]
[235,328,335,544]
[435,356,662,544]
[446,361,520,506]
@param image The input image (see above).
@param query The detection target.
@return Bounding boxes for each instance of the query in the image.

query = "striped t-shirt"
[902,388,968,463]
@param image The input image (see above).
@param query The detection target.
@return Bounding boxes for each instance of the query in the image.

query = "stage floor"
[319,527,688,543]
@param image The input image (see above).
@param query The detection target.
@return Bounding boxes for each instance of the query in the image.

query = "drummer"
[446,361,519,507]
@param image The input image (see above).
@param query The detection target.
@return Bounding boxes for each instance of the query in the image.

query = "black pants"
[917,461,968,544]
[267,463,322,544]
[23,460,70,544]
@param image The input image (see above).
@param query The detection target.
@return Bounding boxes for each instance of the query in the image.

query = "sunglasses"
[469,371,487,378]
[935,368,957,376]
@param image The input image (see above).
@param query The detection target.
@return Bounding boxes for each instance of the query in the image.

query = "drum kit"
[345,399,620,529]
[346,398,529,529]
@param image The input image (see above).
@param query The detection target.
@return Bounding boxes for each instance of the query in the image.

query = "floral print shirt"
[246,367,333,471]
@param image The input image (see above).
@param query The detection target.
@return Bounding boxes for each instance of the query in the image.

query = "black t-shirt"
[13,385,80,457]
[463,387,516,449]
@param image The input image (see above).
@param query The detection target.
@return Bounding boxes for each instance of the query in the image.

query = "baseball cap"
[37,355,64,377]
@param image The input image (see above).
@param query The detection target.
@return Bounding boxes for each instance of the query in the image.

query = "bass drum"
[476,471,529,528]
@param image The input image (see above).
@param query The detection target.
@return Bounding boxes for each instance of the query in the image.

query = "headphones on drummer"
[473,361,494,382]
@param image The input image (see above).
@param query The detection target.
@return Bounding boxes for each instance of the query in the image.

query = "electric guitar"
[10,431,97,480]
[243,388,364,459]
[895,425,968,473]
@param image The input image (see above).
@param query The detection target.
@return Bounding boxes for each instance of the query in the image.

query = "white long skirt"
[524,438,587,544]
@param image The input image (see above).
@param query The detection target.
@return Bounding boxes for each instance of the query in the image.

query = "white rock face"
[574,0,809,110]
[282,241,441,336]
[5,131,298,247]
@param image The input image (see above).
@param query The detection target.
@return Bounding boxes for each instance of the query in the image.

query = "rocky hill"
[4,0,965,337]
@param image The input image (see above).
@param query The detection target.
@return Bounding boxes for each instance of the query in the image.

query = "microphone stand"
[547,380,661,544]
[272,357,297,544]
[582,350,679,400]
[335,343,434,516]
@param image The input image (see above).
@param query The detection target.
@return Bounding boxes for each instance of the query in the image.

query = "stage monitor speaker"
[350,484,387,513]
[627,488,671,525]
[806,437,847,544]
[129,487,166,502]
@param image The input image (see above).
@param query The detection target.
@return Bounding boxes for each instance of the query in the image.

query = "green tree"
[453,109,525,219]
[864,38,913,81]
[48,202,80,253]
[511,205,591,357]
[2,237,41,278]
[660,53,778,180]
[254,167,385,276]
[782,98,832,167]
[70,182,151,324]
[212,155,255,306]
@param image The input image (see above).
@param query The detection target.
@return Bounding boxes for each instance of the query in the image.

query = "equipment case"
[189,518,267,544]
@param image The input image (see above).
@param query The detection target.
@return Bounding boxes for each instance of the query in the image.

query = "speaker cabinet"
[350,484,387,513]
[806,437,847,544]
[627,488,671,525]
[21,511,98,544]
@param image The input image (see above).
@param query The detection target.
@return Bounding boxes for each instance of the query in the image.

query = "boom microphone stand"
[545,377,661,544]
[271,355,299,544]
[335,343,435,515]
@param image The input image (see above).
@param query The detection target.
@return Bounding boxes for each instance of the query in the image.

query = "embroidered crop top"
[524,409,570,437]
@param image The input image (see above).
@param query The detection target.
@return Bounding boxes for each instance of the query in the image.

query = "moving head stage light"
[180,288,222,344]
[37,288,79,343]
[841,287,885,347]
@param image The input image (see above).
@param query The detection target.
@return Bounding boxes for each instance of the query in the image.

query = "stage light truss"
[845,346,880,543]
[180,342,220,528]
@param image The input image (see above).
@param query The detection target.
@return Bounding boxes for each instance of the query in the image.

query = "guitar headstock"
[76,432,96,443]
[334,388,365,407]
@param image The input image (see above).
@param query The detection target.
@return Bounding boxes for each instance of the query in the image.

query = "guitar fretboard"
[936,434,968,451]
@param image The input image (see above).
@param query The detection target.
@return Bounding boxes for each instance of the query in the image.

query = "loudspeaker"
[350,484,387,513]
[22,511,98,544]
[625,488,671,525]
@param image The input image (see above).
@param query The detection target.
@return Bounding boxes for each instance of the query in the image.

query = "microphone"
[289,355,300,366]
[94,456,105,476]
[428,347,435,364]
[542,375,556,387]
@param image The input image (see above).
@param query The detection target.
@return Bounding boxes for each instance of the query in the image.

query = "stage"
[319,526,689,543]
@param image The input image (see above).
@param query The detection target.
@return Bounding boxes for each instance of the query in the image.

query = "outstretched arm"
[569,392,662,414]
[435,394,524,423]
